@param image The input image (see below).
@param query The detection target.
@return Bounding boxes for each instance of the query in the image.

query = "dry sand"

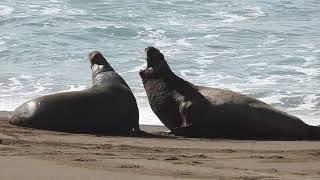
[1,111,320,179]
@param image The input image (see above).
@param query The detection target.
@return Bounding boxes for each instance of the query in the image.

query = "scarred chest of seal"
[143,78,184,129]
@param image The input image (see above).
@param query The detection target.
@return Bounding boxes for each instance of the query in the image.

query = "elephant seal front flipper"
[178,100,193,127]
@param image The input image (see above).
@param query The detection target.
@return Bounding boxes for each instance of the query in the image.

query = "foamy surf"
[0,5,14,16]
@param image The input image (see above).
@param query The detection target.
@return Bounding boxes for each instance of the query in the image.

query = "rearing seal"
[9,51,140,134]
[139,46,320,140]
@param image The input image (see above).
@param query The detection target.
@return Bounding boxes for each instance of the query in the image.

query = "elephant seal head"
[89,51,114,80]
[139,46,173,81]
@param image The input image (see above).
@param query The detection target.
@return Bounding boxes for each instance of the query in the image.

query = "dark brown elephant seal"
[9,51,140,134]
[139,46,320,140]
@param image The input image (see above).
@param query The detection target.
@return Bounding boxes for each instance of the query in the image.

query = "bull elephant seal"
[139,46,320,140]
[9,51,140,134]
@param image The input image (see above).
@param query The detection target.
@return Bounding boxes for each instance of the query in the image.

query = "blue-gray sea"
[0,0,319,125]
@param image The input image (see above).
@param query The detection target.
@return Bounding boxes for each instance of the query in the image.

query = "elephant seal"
[9,51,140,134]
[139,46,320,140]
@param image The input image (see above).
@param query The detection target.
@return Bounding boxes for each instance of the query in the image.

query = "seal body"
[139,47,320,140]
[9,51,139,134]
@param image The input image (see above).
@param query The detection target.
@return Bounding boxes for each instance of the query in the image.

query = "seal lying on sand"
[9,51,140,134]
[139,46,320,140]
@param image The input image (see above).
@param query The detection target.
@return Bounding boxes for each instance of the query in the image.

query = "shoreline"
[1,111,320,179]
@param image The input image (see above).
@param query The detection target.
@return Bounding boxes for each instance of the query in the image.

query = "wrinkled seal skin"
[139,46,320,140]
[9,51,140,134]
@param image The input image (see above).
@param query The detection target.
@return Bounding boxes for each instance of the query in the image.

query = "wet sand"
[1,111,320,179]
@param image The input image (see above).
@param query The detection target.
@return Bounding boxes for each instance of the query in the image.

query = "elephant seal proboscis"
[139,46,320,140]
[9,51,140,135]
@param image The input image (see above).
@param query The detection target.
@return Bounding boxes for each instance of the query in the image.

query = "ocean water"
[0,0,319,125]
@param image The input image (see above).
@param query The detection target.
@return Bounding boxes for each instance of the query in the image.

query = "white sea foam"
[29,5,41,9]
[222,14,248,23]
[180,69,204,77]
[125,64,146,73]
[194,23,210,29]
[180,70,191,77]
[9,77,22,86]
[235,54,256,59]
[287,94,320,111]
[65,8,87,16]
[304,56,316,62]
[0,5,14,16]
[134,91,162,125]
[244,75,284,89]
[0,75,88,111]
[19,74,35,79]
[167,18,183,26]
[299,115,320,126]
[166,1,174,5]
[0,102,14,111]
[302,56,318,66]
[313,49,320,53]
[81,22,124,30]
[301,43,315,49]
[282,54,317,66]
[142,38,171,48]
[202,34,220,39]
[275,65,318,76]
[139,27,171,48]
[286,95,320,126]
[282,54,294,58]
[30,82,45,93]
[217,7,265,24]
[176,38,192,47]
[259,94,284,104]
[296,49,308,53]
[148,29,166,39]
[246,7,266,17]
[247,62,268,67]
[139,105,162,125]
[41,7,87,16]
[95,25,110,29]
[194,56,216,65]
[302,95,320,109]
[58,85,87,92]
[258,35,284,47]
[214,49,238,55]
[41,7,61,15]
[143,26,152,31]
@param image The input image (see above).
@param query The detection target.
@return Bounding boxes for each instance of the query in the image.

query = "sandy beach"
[1,111,320,179]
